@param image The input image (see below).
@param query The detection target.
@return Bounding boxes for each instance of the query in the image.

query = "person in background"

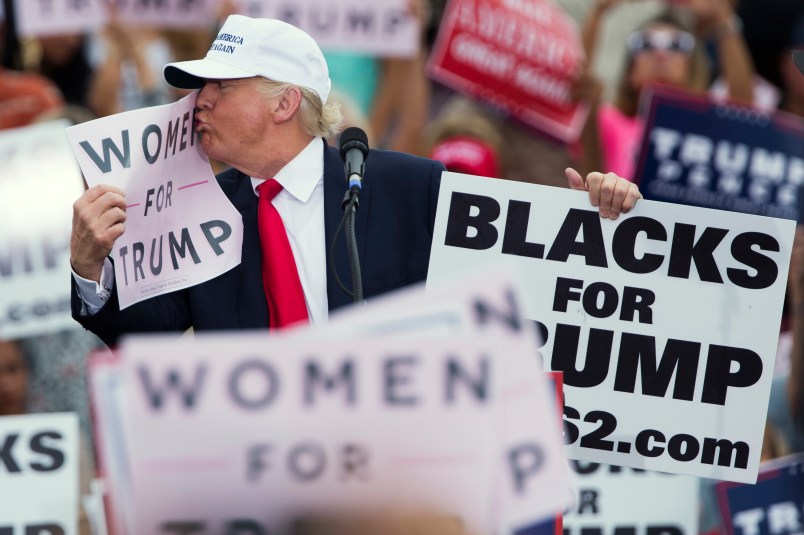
[368,0,431,155]
[0,337,94,534]
[25,32,98,111]
[429,135,501,179]
[575,0,755,180]
[788,224,804,434]
[778,12,804,117]
[87,13,175,115]
[790,48,804,432]
[0,339,29,416]
[424,96,504,178]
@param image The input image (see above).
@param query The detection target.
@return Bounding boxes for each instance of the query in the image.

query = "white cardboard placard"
[236,0,420,57]
[0,413,79,534]
[113,0,215,28]
[65,93,243,310]
[331,263,571,533]
[14,0,106,37]
[427,172,795,483]
[0,121,86,338]
[564,462,699,535]
[91,323,571,533]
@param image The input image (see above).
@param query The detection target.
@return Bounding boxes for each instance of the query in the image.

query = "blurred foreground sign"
[427,172,795,483]
[0,121,85,338]
[91,265,572,534]
[427,0,587,142]
[563,462,699,535]
[0,413,79,535]
[634,86,804,220]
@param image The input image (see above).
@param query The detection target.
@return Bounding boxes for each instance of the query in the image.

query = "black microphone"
[339,127,369,193]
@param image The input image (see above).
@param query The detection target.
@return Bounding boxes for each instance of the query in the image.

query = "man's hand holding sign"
[70,185,127,285]
[565,168,643,220]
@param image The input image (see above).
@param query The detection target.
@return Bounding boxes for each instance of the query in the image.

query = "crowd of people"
[0,0,802,532]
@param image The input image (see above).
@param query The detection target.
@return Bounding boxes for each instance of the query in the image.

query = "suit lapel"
[229,170,269,328]
[323,143,370,310]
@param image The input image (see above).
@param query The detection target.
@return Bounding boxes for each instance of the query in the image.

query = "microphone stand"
[331,127,369,305]
[341,187,363,303]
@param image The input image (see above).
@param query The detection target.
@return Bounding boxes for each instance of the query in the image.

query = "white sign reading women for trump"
[428,172,795,483]
[91,326,569,535]
[66,93,243,309]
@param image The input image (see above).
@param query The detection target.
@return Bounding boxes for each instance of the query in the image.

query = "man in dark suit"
[69,16,642,348]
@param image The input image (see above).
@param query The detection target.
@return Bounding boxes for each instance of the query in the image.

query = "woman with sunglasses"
[574,0,756,181]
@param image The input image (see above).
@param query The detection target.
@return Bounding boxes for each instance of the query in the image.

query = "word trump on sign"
[236,0,420,57]
[716,454,804,535]
[427,172,794,483]
[635,86,804,221]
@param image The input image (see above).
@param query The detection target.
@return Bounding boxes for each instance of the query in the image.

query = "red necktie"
[256,179,309,329]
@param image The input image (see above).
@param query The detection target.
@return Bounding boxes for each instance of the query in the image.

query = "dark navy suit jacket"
[72,142,445,347]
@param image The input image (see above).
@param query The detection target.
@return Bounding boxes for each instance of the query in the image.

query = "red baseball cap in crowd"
[429,136,500,178]
[0,70,63,130]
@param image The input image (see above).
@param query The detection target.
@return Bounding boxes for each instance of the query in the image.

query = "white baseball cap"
[163,15,331,103]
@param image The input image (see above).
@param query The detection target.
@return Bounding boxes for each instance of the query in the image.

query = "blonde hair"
[256,78,343,138]
[615,11,710,117]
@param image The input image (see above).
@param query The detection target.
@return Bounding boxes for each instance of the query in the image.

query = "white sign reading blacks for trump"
[0,413,79,535]
[427,172,795,483]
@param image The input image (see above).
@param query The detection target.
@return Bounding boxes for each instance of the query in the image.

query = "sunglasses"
[626,30,695,56]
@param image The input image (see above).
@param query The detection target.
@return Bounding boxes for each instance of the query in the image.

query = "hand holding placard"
[70,185,127,283]
[564,167,642,220]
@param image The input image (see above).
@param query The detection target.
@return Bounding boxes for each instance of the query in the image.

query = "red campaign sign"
[427,0,588,143]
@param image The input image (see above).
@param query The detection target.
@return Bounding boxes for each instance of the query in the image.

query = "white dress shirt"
[73,137,329,326]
